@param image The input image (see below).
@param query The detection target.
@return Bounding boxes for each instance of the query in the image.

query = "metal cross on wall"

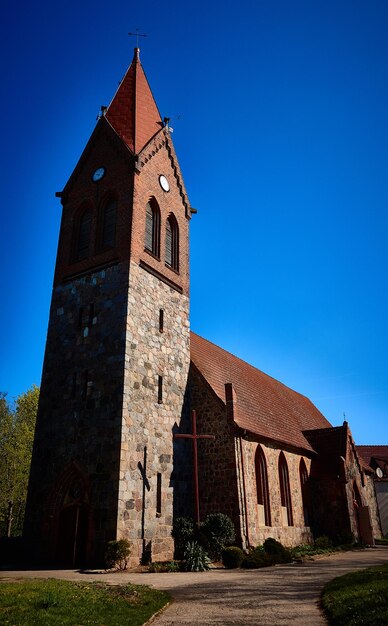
[174,410,215,525]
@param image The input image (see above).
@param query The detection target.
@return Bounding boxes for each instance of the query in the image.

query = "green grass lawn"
[0,578,170,625]
[322,564,388,625]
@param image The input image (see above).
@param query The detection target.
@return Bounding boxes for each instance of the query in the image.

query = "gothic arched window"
[255,445,271,526]
[299,458,310,526]
[75,207,92,261]
[279,452,293,526]
[165,214,179,271]
[145,199,160,257]
[99,197,117,251]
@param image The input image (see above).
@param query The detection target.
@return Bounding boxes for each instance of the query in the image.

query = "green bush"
[332,532,354,547]
[263,538,292,563]
[148,561,162,573]
[222,546,244,569]
[201,513,235,561]
[105,539,131,570]
[184,541,210,571]
[172,517,195,558]
[314,535,332,549]
[166,560,180,572]
[242,547,272,569]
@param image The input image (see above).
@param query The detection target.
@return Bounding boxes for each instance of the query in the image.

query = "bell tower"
[25,48,192,566]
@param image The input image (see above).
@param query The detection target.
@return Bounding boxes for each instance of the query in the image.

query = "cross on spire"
[174,410,215,525]
[128,29,147,48]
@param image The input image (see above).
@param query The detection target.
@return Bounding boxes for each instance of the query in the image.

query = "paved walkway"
[1,547,388,625]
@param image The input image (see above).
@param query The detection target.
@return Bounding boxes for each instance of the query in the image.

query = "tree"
[0,385,39,537]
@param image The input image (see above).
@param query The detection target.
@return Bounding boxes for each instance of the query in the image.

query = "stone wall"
[181,369,315,549]
[183,367,242,541]
[363,474,383,539]
[375,481,388,537]
[25,263,128,564]
[240,440,314,547]
[118,260,190,564]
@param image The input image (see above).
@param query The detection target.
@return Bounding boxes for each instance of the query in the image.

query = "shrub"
[166,560,180,572]
[263,538,292,563]
[242,548,272,569]
[172,517,195,558]
[201,513,236,561]
[222,546,244,569]
[314,535,332,550]
[184,541,210,572]
[332,532,354,547]
[148,562,162,573]
[105,539,131,570]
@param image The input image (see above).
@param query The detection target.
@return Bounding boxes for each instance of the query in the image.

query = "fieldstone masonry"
[25,263,129,563]
[118,261,190,564]
[240,441,313,547]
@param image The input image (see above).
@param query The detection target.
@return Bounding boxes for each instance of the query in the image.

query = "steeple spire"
[105,48,163,154]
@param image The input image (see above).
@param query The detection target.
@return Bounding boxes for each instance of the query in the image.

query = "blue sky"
[1,0,387,444]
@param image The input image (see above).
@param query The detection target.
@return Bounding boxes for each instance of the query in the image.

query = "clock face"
[92,167,105,182]
[159,174,170,192]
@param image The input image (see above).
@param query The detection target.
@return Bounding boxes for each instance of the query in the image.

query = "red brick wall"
[54,119,135,285]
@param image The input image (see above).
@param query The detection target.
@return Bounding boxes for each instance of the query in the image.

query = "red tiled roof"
[190,332,332,452]
[357,446,388,464]
[105,48,162,153]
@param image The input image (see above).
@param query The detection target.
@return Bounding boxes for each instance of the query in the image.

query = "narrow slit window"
[299,458,310,526]
[159,309,164,333]
[255,445,271,526]
[72,372,77,397]
[156,472,162,517]
[158,375,163,404]
[82,371,89,397]
[279,452,293,526]
[78,307,84,329]
[88,303,95,325]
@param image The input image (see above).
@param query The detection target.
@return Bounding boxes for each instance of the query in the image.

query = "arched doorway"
[46,463,91,567]
[57,504,89,567]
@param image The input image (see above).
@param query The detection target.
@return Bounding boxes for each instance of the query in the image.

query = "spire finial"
[128,29,147,49]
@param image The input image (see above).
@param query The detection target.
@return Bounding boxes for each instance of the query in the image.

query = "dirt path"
[1,547,388,625]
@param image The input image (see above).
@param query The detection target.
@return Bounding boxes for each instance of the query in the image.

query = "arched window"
[255,445,271,526]
[99,197,117,251]
[145,199,160,257]
[279,452,293,526]
[75,207,92,261]
[299,458,310,526]
[165,214,179,271]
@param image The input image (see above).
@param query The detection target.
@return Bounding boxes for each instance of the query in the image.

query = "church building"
[25,49,383,567]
